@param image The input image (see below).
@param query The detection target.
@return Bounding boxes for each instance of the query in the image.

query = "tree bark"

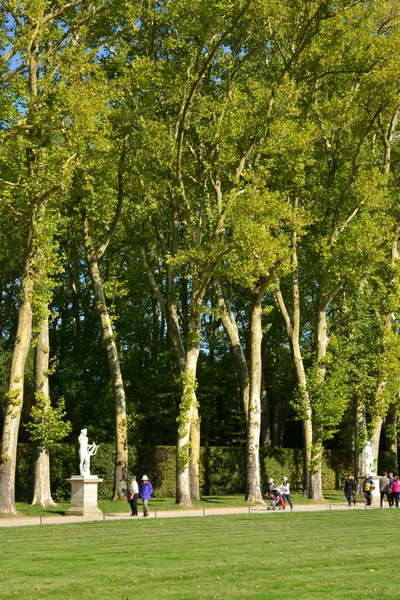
[309,303,329,501]
[31,310,56,507]
[386,402,398,472]
[83,217,128,501]
[260,372,271,448]
[355,399,367,479]
[176,294,204,506]
[189,402,200,500]
[0,208,36,515]
[177,344,199,506]
[246,285,267,504]
[370,414,383,476]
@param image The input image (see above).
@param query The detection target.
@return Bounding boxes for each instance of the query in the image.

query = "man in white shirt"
[129,475,139,516]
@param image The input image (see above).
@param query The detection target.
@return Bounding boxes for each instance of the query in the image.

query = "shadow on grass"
[200,496,228,504]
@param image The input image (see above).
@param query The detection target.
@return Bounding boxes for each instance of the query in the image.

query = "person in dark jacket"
[140,475,153,517]
[379,472,390,508]
[388,472,394,507]
[362,474,375,506]
[344,474,357,506]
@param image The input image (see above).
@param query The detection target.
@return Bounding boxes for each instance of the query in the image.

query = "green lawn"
[1,510,398,599]
[13,491,346,517]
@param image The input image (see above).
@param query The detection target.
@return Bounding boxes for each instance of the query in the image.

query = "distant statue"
[78,428,99,477]
[364,440,375,476]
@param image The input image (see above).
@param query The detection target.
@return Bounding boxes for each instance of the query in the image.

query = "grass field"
[1,510,399,600]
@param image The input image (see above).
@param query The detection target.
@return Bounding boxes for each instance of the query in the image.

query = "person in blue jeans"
[279,477,293,511]
[140,475,153,517]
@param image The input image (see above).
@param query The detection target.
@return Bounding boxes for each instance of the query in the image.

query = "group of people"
[268,477,293,511]
[344,472,400,507]
[129,474,153,517]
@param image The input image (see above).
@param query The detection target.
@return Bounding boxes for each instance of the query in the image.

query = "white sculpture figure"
[78,428,99,477]
[364,440,375,476]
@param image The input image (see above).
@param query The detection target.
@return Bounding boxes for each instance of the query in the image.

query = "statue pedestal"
[65,475,103,517]
[358,476,380,503]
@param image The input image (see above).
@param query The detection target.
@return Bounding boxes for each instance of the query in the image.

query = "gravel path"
[0,501,389,528]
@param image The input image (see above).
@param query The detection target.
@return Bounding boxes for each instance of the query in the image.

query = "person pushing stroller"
[267,478,285,510]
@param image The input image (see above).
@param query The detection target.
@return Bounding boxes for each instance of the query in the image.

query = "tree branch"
[96,137,128,260]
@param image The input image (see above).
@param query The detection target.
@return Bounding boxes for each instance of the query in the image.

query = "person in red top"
[390,475,400,508]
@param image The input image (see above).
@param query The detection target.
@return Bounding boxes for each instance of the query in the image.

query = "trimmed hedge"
[15,443,394,501]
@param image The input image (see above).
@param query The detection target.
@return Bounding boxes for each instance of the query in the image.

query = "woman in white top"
[280,477,293,511]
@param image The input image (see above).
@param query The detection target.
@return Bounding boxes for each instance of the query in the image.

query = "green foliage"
[2,0,400,508]
[25,395,71,445]
[15,444,372,501]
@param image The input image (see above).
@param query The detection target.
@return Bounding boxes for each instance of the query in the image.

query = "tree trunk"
[213,278,250,421]
[274,200,313,494]
[309,304,329,501]
[177,345,199,506]
[310,437,324,501]
[386,402,398,472]
[190,402,200,500]
[260,371,271,448]
[83,219,128,501]
[355,399,367,479]
[142,248,204,505]
[370,415,383,476]
[246,289,266,504]
[31,311,56,507]
[0,228,35,515]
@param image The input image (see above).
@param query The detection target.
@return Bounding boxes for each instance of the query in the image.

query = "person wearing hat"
[140,475,153,517]
[129,475,139,516]
[279,477,293,511]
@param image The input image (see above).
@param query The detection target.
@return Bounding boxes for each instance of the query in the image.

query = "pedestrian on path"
[279,477,293,511]
[362,474,375,506]
[344,474,357,506]
[129,475,139,516]
[388,472,394,506]
[140,475,153,517]
[379,472,390,508]
[391,475,400,508]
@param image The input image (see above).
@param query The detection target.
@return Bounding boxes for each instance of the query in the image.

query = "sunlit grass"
[1,511,399,599]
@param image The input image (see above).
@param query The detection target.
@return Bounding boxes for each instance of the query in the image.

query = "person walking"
[129,475,139,516]
[344,474,357,506]
[140,475,153,517]
[379,472,390,508]
[280,477,293,511]
[391,475,400,508]
[388,472,395,507]
[362,474,375,506]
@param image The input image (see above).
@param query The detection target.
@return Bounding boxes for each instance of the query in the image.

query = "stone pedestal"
[358,476,380,503]
[65,475,103,517]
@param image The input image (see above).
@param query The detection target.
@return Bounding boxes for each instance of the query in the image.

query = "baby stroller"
[267,488,285,510]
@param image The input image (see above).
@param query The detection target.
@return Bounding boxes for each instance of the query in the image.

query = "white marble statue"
[364,440,375,476]
[78,428,99,477]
